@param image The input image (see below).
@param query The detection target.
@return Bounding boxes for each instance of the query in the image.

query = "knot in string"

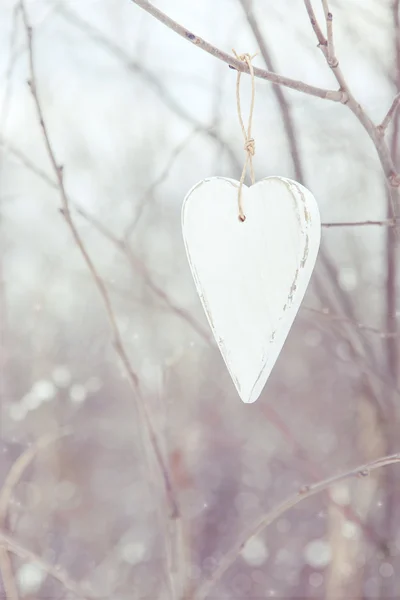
[232,50,257,222]
[244,138,255,156]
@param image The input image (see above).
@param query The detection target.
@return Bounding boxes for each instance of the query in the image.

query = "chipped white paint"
[182,176,321,403]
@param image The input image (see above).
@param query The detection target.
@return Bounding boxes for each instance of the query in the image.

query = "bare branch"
[321,0,335,66]
[124,128,199,240]
[0,431,71,522]
[303,306,398,339]
[0,530,90,600]
[303,0,400,220]
[195,453,400,600]
[304,0,347,90]
[129,0,342,101]
[0,551,18,600]
[379,92,400,133]
[385,1,400,386]
[379,6,400,588]
[0,136,55,186]
[0,431,71,600]
[20,1,179,524]
[0,9,25,600]
[322,219,396,227]
[261,405,388,549]
[303,0,326,46]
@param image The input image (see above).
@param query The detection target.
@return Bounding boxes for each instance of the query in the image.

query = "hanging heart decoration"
[182,176,321,403]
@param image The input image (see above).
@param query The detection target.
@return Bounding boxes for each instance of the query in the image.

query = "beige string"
[233,50,257,222]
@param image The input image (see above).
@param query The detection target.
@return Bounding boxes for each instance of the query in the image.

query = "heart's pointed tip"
[239,390,261,404]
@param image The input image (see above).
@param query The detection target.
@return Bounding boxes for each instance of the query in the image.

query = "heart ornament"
[182,176,321,403]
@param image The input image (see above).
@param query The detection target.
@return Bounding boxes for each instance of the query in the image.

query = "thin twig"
[0,431,71,520]
[129,0,342,101]
[195,453,400,600]
[0,529,90,600]
[261,405,386,548]
[124,128,200,240]
[386,0,400,384]
[304,0,346,89]
[304,306,398,338]
[0,136,55,187]
[20,0,179,522]
[303,0,326,45]
[380,6,400,571]
[379,92,400,133]
[321,0,335,66]
[0,430,71,600]
[0,551,18,600]
[0,8,23,600]
[0,4,21,140]
[322,219,396,227]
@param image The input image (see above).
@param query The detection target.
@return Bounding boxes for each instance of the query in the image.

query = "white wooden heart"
[182,176,321,403]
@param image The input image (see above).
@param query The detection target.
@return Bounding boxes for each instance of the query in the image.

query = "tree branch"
[304,0,400,221]
[321,0,335,66]
[0,431,71,600]
[195,452,400,600]
[129,0,342,101]
[303,305,398,339]
[0,529,90,600]
[123,128,200,240]
[304,0,349,93]
[322,219,396,227]
[20,0,179,524]
[379,92,400,133]
[56,5,243,175]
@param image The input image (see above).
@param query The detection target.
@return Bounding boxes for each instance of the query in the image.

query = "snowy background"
[0,0,399,598]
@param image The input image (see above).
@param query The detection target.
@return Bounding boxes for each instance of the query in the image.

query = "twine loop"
[232,50,257,222]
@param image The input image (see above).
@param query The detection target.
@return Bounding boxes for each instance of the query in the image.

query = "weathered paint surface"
[182,176,321,403]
